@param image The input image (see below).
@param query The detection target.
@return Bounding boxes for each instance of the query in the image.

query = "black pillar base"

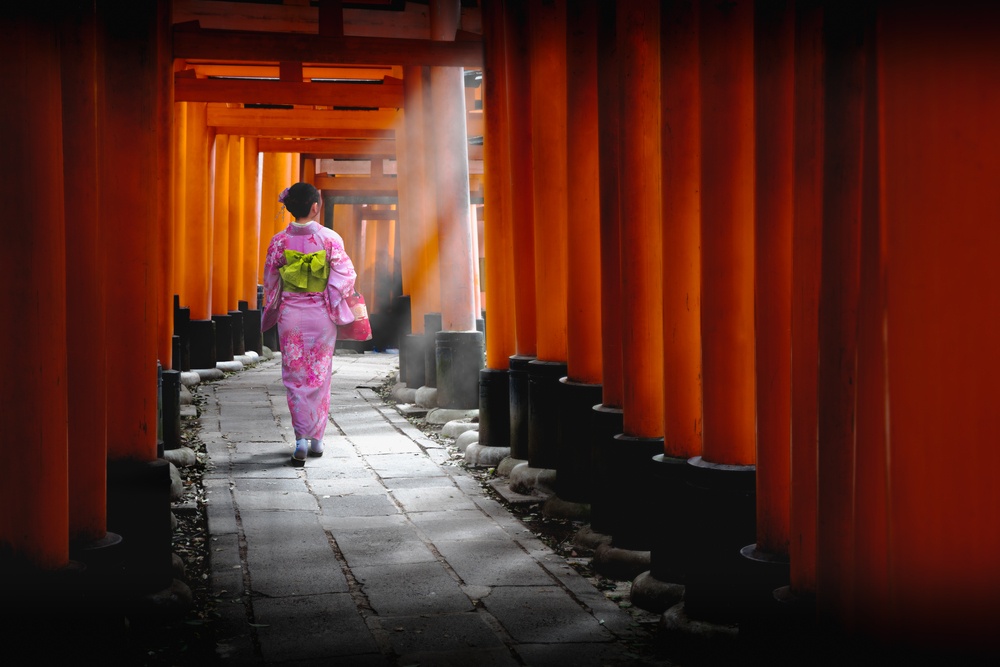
[423,313,441,388]
[479,367,510,448]
[69,531,126,632]
[161,369,182,450]
[106,459,174,597]
[263,324,279,352]
[228,309,245,356]
[597,434,664,551]
[555,378,603,503]
[682,456,757,624]
[174,305,191,372]
[508,355,535,460]
[527,359,568,470]
[435,330,485,409]
[588,403,623,536]
[404,333,426,388]
[239,300,263,355]
[212,314,234,362]
[396,295,412,384]
[736,543,793,645]
[649,454,690,585]
[189,319,216,370]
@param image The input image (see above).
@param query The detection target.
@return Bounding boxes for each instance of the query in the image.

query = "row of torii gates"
[2,0,999,660]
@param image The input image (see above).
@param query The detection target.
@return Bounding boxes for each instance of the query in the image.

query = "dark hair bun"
[283,182,320,219]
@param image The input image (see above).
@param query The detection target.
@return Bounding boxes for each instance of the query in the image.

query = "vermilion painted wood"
[480,0,516,369]
[661,0,703,460]
[240,137,261,307]
[565,0,603,386]
[596,0,622,408]
[618,0,665,439]
[789,1,823,597]
[212,134,231,316]
[752,0,794,557]
[528,0,568,362]
[504,0,537,358]
[62,4,107,542]
[184,101,213,321]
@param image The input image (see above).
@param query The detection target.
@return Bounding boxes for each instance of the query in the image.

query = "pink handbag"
[338,291,372,341]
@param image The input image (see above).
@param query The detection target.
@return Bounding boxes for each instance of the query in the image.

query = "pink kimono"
[261,221,357,443]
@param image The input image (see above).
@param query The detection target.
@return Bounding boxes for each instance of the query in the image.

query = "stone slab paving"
[202,351,669,666]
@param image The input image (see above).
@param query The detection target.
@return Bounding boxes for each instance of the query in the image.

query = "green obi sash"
[279,249,329,292]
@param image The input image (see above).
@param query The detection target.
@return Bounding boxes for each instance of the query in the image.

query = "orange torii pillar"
[814,4,871,639]
[740,0,794,620]
[240,137,263,354]
[211,134,235,363]
[100,0,174,599]
[589,0,624,537]
[0,10,72,616]
[682,0,756,624]
[477,0,516,452]
[880,4,1000,654]
[184,101,218,369]
[259,151,290,352]
[781,0,823,623]
[555,0,603,505]
[637,0,702,612]
[226,136,246,357]
[597,0,665,553]
[429,0,483,410]
[524,0,568,472]
[399,65,439,388]
[60,5,125,593]
[172,101,190,371]
[503,0,537,462]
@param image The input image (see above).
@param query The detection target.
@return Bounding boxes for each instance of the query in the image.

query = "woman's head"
[280,182,321,219]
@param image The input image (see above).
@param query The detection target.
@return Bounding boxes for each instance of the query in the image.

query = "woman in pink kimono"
[261,182,357,463]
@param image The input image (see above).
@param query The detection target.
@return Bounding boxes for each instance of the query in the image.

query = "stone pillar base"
[106,459,174,598]
[435,330,484,409]
[508,355,535,460]
[682,457,757,624]
[189,319,216,370]
[161,369,182,450]
[228,309,245,355]
[588,404,623,535]
[212,313,234,362]
[527,359,567,470]
[555,377,603,503]
[478,367,510,448]
[596,433,663,550]
[404,333,426,388]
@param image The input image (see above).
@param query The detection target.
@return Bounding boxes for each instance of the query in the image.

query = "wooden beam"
[206,105,400,136]
[175,76,404,107]
[173,24,483,68]
[260,137,396,156]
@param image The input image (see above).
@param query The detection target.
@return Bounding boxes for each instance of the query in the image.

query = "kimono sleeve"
[324,231,358,326]
[261,233,286,331]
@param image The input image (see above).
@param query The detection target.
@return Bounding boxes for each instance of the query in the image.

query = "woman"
[261,182,357,463]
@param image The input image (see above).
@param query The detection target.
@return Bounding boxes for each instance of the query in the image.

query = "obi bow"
[279,249,329,292]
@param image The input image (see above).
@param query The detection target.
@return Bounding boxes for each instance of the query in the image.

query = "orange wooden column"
[645,0,702,592]
[480,0,516,372]
[173,101,188,303]
[212,134,231,317]
[504,0,537,460]
[603,0,664,550]
[879,2,1000,652]
[428,0,481,408]
[227,136,244,313]
[589,0,624,536]
[154,6,173,371]
[101,0,162,463]
[184,101,213,322]
[258,152,279,280]
[0,9,70,574]
[556,0,603,503]
[814,4,869,632]
[660,0,703,463]
[524,0,568,469]
[749,0,794,573]
[240,137,261,307]
[60,3,107,546]
[787,1,824,605]
[684,0,756,622]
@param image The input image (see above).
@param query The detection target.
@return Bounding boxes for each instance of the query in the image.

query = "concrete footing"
[435,330,484,409]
